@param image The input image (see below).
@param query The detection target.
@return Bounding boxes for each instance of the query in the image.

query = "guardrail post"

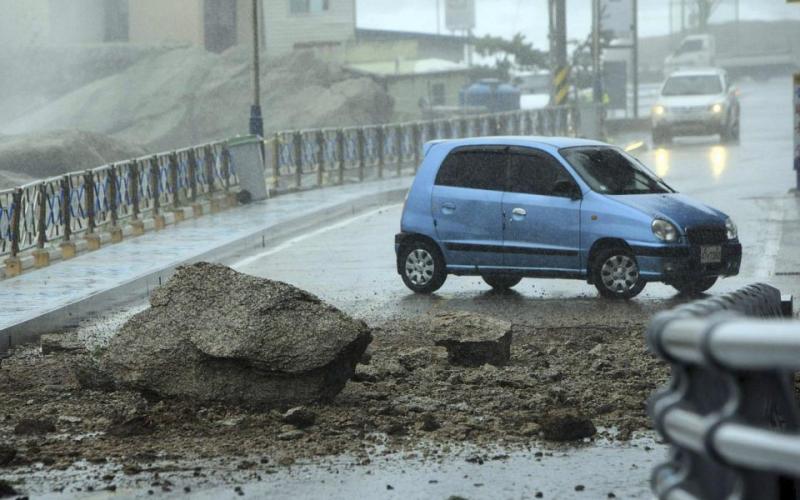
[524,112,533,135]
[32,183,49,268]
[129,160,145,235]
[151,156,166,229]
[187,150,202,217]
[107,165,123,243]
[59,176,76,259]
[376,126,385,179]
[316,130,325,186]
[84,170,101,250]
[427,121,437,141]
[271,133,281,191]
[443,120,453,139]
[336,129,345,185]
[412,123,421,172]
[205,146,222,213]
[459,118,468,138]
[221,146,236,207]
[395,125,403,176]
[293,131,303,189]
[356,128,366,182]
[168,152,185,222]
[3,189,22,277]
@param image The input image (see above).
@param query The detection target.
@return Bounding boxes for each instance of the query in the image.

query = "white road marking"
[232,204,402,270]
[753,197,786,279]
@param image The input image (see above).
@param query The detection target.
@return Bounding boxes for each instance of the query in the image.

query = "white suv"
[651,68,740,146]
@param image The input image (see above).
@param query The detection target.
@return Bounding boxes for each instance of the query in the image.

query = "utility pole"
[632,0,639,119]
[249,0,264,137]
[592,0,602,104]
[549,0,569,106]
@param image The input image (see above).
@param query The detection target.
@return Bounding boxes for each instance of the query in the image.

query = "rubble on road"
[432,312,513,367]
[96,262,373,408]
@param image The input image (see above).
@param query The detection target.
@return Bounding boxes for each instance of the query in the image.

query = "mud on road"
[0,306,668,496]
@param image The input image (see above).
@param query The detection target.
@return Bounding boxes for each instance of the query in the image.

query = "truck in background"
[664,34,797,79]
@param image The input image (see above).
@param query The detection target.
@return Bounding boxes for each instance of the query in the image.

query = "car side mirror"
[553,180,581,200]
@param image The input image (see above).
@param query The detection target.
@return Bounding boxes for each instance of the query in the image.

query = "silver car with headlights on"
[651,68,740,146]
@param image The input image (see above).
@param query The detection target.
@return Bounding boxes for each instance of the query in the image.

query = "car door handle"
[512,208,527,216]
[441,202,456,214]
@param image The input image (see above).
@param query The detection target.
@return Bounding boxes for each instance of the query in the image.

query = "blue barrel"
[463,79,521,113]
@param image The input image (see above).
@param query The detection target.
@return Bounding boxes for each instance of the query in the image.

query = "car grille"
[686,225,727,245]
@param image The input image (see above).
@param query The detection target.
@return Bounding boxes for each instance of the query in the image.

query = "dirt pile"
[0,130,148,188]
[4,47,394,151]
[96,263,372,407]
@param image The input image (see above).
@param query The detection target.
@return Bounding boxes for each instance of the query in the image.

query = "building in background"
[0,0,356,57]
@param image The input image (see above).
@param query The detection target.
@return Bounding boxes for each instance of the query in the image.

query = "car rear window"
[435,149,506,191]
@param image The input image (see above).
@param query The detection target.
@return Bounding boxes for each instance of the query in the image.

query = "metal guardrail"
[0,141,236,259]
[647,284,800,500]
[0,105,579,259]
[265,106,578,192]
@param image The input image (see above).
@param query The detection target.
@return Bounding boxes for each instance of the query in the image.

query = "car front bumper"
[635,242,742,282]
[652,110,726,136]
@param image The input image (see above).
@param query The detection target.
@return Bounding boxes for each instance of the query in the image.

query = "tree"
[693,0,720,32]
[471,33,547,78]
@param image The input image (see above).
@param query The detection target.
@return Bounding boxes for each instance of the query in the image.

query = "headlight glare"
[726,218,737,240]
[652,219,678,242]
[653,105,666,116]
[711,103,723,113]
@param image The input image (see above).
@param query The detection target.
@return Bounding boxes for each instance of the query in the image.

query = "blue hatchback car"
[395,136,741,299]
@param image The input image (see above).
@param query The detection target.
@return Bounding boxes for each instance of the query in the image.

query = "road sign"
[445,0,475,31]
[600,0,634,41]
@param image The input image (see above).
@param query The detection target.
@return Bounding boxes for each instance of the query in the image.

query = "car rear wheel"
[592,248,646,300]
[399,240,447,294]
[482,275,522,290]
[671,276,717,296]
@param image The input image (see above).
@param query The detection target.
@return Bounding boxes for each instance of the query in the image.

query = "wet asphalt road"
[234,77,798,326]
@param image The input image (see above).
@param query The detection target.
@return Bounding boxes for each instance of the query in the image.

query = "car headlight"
[652,219,679,242]
[726,217,738,240]
[653,105,666,116]
[711,103,724,113]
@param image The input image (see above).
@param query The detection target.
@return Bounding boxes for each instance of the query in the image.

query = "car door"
[502,148,582,272]
[431,147,507,270]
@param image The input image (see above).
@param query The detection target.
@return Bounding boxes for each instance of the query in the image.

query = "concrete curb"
[0,185,407,354]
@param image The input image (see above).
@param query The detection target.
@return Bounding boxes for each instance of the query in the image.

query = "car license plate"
[700,245,722,264]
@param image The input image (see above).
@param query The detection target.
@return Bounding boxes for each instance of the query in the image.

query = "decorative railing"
[0,141,235,258]
[647,284,799,500]
[0,105,580,259]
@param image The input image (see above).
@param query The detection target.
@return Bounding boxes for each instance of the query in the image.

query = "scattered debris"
[282,407,317,429]
[13,418,55,435]
[0,446,16,467]
[539,410,597,442]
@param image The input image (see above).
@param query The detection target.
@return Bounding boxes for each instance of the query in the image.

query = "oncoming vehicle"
[651,68,740,145]
[395,137,742,299]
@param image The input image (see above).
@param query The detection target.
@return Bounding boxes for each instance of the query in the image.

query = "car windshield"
[661,75,722,96]
[559,146,673,195]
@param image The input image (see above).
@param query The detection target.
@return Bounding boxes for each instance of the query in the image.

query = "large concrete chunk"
[432,312,513,367]
[100,263,372,407]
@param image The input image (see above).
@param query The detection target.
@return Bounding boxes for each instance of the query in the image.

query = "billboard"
[445,0,475,31]
[600,0,634,41]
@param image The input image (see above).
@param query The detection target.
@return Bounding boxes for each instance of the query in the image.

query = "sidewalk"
[0,177,411,353]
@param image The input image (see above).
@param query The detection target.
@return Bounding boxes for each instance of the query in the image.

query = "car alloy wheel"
[592,247,646,299]
[405,248,435,286]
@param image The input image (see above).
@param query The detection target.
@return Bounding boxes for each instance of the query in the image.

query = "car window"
[560,146,673,195]
[508,150,575,197]
[662,75,723,96]
[676,39,703,55]
[435,149,506,191]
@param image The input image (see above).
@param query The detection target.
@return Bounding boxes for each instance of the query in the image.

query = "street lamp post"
[249,0,264,137]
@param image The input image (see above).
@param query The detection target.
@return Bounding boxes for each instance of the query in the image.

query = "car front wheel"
[399,240,447,294]
[592,248,646,300]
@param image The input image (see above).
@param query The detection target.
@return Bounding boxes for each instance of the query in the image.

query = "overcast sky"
[356,0,800,48]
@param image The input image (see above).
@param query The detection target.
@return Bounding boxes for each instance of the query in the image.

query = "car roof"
[667,67,725,78]
[427,136,608,151]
